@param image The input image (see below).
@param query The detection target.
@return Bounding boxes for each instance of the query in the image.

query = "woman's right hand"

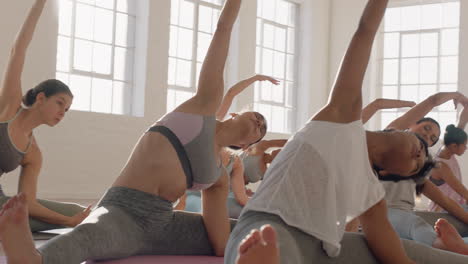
[253,74,280,85]
[66,205,92,227]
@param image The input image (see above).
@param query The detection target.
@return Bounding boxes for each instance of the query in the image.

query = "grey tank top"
[0,109,32,177]
[242,154,264,183]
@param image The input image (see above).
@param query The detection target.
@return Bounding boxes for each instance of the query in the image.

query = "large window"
[167,0,224,112]
[380,1,460,131]
[255,0,298,134]
[56,0,137,115]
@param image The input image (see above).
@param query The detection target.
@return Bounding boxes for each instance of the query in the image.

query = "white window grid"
[255,0,299,134]
[379,1,460,131]
[55,0,137,115]
[167,0,224,112]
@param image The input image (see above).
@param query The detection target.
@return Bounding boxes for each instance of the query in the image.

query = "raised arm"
[254,139,287,153]
[0,0,47,116]
[388,92,467,130]
[431,163,468,202]
[457,106,468,130]
[18,140,91,227]
[359,199,415,264]
[230,156,249,206]
[313,0,388,123]
[177,0,241,116]
[362,99,416,124]
[422,181,468,224]
[216,75,279,120]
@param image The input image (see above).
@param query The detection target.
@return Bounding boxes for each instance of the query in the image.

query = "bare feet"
[432,218,468,255]
[236,225,280,264]
[0,194,42,264]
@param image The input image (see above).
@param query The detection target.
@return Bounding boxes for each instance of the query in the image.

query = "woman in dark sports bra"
[0,0,90,232]
[0,0,267,263]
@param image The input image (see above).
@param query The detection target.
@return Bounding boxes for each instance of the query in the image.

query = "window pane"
[59,0,73,36]
[170,0,179,25]
[273,51,285,79]
[440,56,458,83]
[440,84,457,92]
[93,43,112,74]
[275,0,289,25]
[275,27,286,52]
[439,112,457,130]
[169,26,178,57]
[384,33,399,58]
[382,85,398,100]
[401,6,420,31]
[286,54,294,81]
[94,8,114,44]
[385,8,401,32]
[401,58,419,84]
[443,2,460,28]
[261,0,275,21]
[73,39,93,71]
[75,3,94,40]
[382,59,399,85]
[263,23,274,49]
[91,78,113,113]
[418,85,436,102]
[401,34,419,58]
[180,0,194,29]
[421,4,441,29]
[272,81,284,103]
[95,0,114,9]
[261,80,272,101]
[400,85,418,102]
[441,29,459,56]
[177,28,193,60]
[271,106,285,132]
[116,13,136,47]
[420,32,438,57]
[419,57,437,84]
[175,59,192,87]
[262,49,273,76]
[70,74,91,111]
[199,5,213,33]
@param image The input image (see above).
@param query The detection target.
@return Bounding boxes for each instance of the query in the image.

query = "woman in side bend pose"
[226,0,468,263]
[0,0,90,232]
[429,107,468,212]
[0,0,267,263]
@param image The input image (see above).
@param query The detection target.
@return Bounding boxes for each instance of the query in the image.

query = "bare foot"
[236,225,280,264]
[0,194,42,264]
[432,218,468,255]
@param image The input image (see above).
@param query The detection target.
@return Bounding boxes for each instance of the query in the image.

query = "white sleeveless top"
[243,120,385,257]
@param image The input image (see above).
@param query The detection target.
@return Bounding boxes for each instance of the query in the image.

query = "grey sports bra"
[147,111,222,191]
[242,154,264,183]
[0,109,32,176]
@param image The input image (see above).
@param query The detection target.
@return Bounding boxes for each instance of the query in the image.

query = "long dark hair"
[22,79,73,107]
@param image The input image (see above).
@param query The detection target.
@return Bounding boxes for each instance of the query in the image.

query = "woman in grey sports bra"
[0,0,90,232]
[0,1,268,263]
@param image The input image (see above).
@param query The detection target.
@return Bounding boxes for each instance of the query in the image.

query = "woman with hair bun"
[0,0,90,232]
[429,106,468,212]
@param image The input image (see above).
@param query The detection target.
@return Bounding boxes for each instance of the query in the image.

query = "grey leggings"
[0,195,85,232]
[38,187,227,264]
[224,211,468,264]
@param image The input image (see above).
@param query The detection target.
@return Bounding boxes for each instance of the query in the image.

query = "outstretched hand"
[66,204,92,227]
[375,98,416,109]
[254,75,280,85]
